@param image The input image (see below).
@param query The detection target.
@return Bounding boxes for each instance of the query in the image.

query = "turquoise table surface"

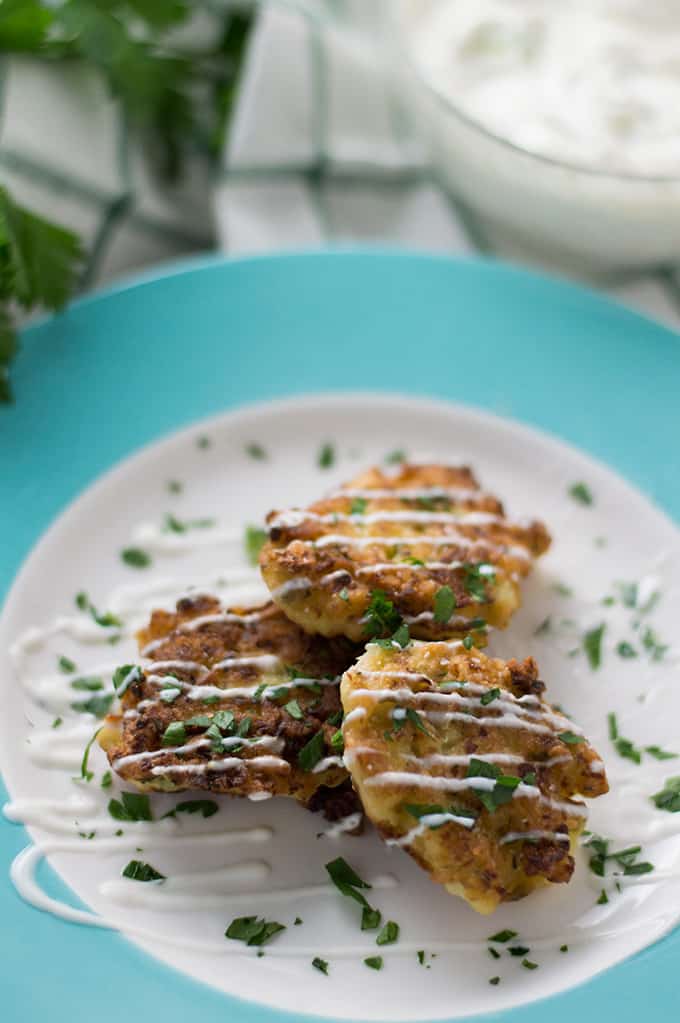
[1,250,679,1022]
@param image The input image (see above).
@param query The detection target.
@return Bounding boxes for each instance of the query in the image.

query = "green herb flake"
[112,664,142,696]
[318,443,335,469]
[100,770,112,789]
[480,687,501,706]
[350,497,367,515]
[597,889,609,905]
[463,562,495,602]
[534,616,552,636]
[583,624,605,669]
[163,799,218,819]
[462,635,474,650]
[489,976,500,986]
[641,626,668,662]
[108,791,153,822]
[294,917,302,925]
[330,729,344,751]
[162,722,187,747]
[71,676,104,692]
[78,727,102,782]
[616,641,638,659]
[376,921,399,946]
[363,589,403,639]
[245,525,267,566]
[651,777,680,813]
[196,435,211,450]
[645,746,678,761]
[553,583,573,597]
[167,479,183,494]
[433,585,456,624]
[58,655,77,673]
[361,906,381,931]
[364,956,383,970]
[569,482,593,506]
[560,944,568,953]
[298,731,325,772]
[74,592,122,629]
[52,716,63,729]
[522,959,539,970]
[417,950,426,965]
[608,712,619,741]
[122,860,165,883]
[284,699,304,721]
[71,693,113,719]
[614,736,642,764]
[558,731,584,745]
[325,857,372,911]
[508,946,530,957]
[226,916,286,946]
[405,707,431,736]
[385,449,406,464]
[312,957,329,975]
[121,547,151,569]
[488,946,501,960]
[245,443,267,460]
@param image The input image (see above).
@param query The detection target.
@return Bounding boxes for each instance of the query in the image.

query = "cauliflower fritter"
[260,463,550,641]
[341,640,608,913]
[99,595,361,814]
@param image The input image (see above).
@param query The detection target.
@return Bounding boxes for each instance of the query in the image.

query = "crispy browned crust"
[99,595,362,812]
[260,463,551,641]
[341,641,607,913]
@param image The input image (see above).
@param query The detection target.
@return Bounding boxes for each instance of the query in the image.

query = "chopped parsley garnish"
[522,959,539,970]
[645,746,677,761]
[616,641,638,659]
[121,547,151,569]
[558,731,584,745]
[597,889,609,905]
[112,664,142,697]
[318,443,335,469]
[78,727,102,782]
[363,589,403,639]
[162,721,187,747]
[122,860,165,883]
[480,688,501,706]
[159,685,182,704]
[163,799,218,819]
[294,917,302,925]
[462,635,474,650]
[651,777,680,813]
[641,626,668,662]
[560,945,568,953]
[583,623,605,669]
[364,956,383,970]
[284,699,304,721]
[52,717,63,729]
[226,916,286,946]
[350,497,367,515]
[245,442,267,460]
[361,907,381,930]
[385,449,406,464]
[58,655,76,673]
[488,947,500,960]
[167,479,183,494]
[298,731,325,771]
[508,946,530,957]
[614,737,642,764]
[325,856,372,912]
[489,976,500,986]
[75,592,122,629]
[584,834,653,876]
[488,930,517,943]
[164,513,215,533]
[100,771,112,789]
[71,692,114,719]
[433,585,456,624]
[330,729,344,751]
[569,482,593,506]
[463,562,495,602]
[402,707,430,737]
[417,950,426,965]
[376,921,399,946]
[534,616,551,636]
[312,957,329,974]
[245,525,267,566]
[467,759,521,813]
[71,676,104,691]
[196,435,211,449]
[108,791,153,822]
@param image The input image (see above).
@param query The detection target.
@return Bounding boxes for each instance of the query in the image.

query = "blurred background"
[2,0,680,402]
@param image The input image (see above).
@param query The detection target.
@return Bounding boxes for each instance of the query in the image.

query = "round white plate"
[1,393,679,1021]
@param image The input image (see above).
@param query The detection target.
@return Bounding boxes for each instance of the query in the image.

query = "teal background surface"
[1,250,679,1021]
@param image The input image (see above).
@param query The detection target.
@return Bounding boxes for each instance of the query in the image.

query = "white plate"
[1,393,679,1021]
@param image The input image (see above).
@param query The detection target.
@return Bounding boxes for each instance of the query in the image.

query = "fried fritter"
[341,640,608,913]
[260,463,550,641]
[99,595,361,811]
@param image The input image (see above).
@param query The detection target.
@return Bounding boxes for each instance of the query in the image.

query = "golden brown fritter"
[260,463,550,641]
[99,595,361,812]
[341,640,608,914]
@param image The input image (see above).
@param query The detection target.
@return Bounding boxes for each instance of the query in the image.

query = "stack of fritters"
[102,461,608,912]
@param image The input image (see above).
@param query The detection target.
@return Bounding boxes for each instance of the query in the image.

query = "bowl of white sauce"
[386,0,680,271]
